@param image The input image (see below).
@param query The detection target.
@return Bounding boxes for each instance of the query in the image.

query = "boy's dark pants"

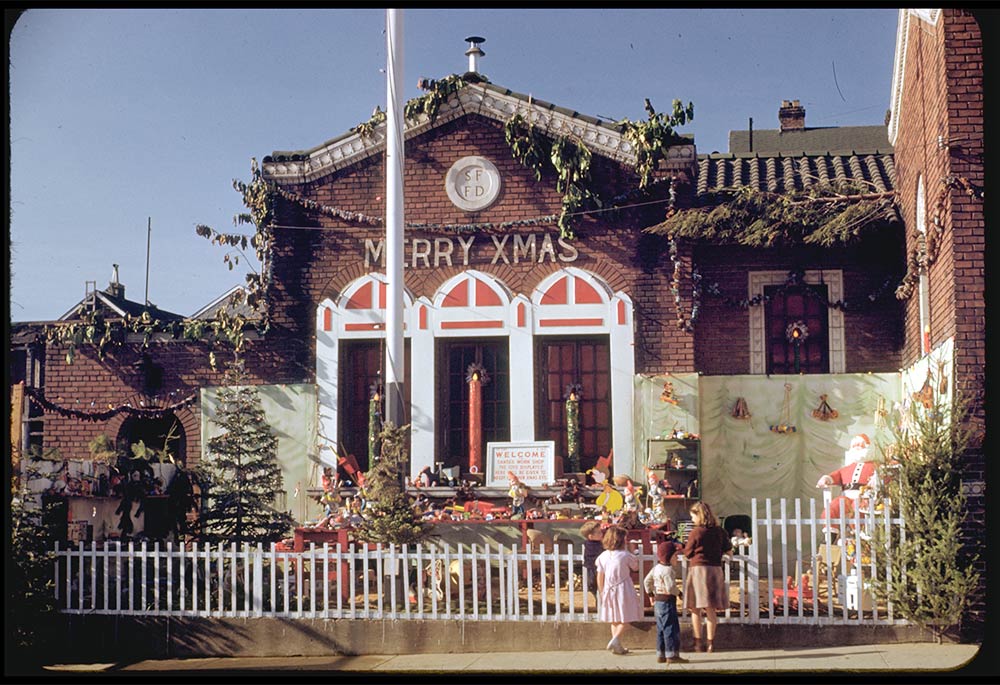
[654,596,681,658]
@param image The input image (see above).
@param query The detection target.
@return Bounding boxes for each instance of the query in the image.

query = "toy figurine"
[543,477,585,512]
[646,469,667,523]
[622,479,640,513]
[816,433,879,534]
[508,472,528,518]
[417,466,438,487]
[730,528,752,553]
[321,466,335,492]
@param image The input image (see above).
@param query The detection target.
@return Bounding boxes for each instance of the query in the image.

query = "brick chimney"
[779,99,806,131]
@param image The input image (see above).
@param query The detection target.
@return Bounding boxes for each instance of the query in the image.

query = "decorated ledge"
[261,79,695,186]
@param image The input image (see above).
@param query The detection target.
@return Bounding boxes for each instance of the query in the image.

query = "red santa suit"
[817,434,878,532]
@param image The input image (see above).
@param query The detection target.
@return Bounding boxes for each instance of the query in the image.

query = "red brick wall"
[36,337,297,466]
[891,8,985,639]
[891,9,984,376]
[267,114,694,375]
[693,239,905,375]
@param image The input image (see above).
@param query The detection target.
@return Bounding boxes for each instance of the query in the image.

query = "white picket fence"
[53,497,907,625]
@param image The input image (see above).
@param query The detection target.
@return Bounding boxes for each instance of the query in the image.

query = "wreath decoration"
[786,321,809,344]
[466,363,490,386]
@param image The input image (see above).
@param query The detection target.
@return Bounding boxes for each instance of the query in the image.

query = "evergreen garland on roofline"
[645,182,899,247]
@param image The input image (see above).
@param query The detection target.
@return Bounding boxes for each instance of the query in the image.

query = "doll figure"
[646,470,667,523]
[417,466,438,488]
[321,466,335,493]
[622,479,640,513]
[508,472,528,518]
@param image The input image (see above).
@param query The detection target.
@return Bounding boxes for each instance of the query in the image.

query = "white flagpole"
[384,8,406,429]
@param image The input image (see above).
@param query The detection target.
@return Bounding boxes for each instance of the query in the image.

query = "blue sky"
[9,8,899,322]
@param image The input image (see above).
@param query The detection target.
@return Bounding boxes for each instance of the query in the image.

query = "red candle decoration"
[469,371,482,474]
[465,363,489,475]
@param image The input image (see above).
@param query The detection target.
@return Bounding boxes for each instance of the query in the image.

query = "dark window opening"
[764,284,829,374]
[436,339,511,470]
[339,339,411,472]
[535,337,611,472]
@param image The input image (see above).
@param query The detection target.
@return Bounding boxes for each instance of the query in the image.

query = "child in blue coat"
[643,540,688,664]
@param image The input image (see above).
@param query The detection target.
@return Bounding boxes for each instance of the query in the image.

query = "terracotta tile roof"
[694,151,896,197]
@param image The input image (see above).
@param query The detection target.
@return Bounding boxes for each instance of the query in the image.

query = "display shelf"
[646,439,701,521]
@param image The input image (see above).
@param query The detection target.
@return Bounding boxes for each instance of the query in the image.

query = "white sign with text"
[486,441,556,487]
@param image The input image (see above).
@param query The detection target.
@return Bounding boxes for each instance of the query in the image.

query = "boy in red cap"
[643,539,688,664]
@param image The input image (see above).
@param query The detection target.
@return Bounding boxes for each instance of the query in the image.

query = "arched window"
[431,271,513,469]
[532,268,615,470]
[324,273,415,471]
[116,413,185,465]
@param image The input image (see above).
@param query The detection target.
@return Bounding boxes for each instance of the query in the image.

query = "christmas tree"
[354,421,432,546]
[870,389,980,642]
[199,363,295,544]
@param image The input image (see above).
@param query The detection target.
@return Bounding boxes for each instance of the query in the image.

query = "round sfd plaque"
[445,156,501,211]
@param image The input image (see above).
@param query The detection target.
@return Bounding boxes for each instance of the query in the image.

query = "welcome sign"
[486,441,556,487]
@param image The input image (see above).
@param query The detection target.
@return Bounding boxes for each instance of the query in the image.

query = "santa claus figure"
[816,433,880,533]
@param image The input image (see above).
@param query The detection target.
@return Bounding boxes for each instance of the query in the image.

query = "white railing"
[746,495,907,625]
[53,497,906,625]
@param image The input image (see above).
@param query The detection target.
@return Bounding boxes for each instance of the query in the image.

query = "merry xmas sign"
[362,233,579,269]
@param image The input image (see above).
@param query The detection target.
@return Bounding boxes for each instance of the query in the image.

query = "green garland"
[34,307,259,367]
[564,385,582,473]
[368,387,383,465]
[353,107,386,140]
[618,99,694,188]
[646,182,899,247]
[503,98,693,239]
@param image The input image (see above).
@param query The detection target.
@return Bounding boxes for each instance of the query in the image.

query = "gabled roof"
[728,125,891,156]
[694,151,896,197]
[59,288,184,322]
[261,77,696,185]
[189,284,261,321]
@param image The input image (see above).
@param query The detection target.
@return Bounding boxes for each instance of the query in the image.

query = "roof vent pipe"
[107,263,125,298]
[465,36,485,74]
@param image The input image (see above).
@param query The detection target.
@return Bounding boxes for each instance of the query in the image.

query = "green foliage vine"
[503,114,601,239]
[646,182,899,248]
[504,98,694,239]
[618,98,694,188]
[28,159,272,367]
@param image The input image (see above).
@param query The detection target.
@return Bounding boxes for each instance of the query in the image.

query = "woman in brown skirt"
[680,501,732,652]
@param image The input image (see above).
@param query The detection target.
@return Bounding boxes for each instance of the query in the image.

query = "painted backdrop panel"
[697,373,899,520]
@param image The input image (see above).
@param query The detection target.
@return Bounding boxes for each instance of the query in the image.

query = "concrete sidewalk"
[45,642,983,675]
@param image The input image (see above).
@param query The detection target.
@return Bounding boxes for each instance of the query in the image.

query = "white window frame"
[748,270,845,374]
